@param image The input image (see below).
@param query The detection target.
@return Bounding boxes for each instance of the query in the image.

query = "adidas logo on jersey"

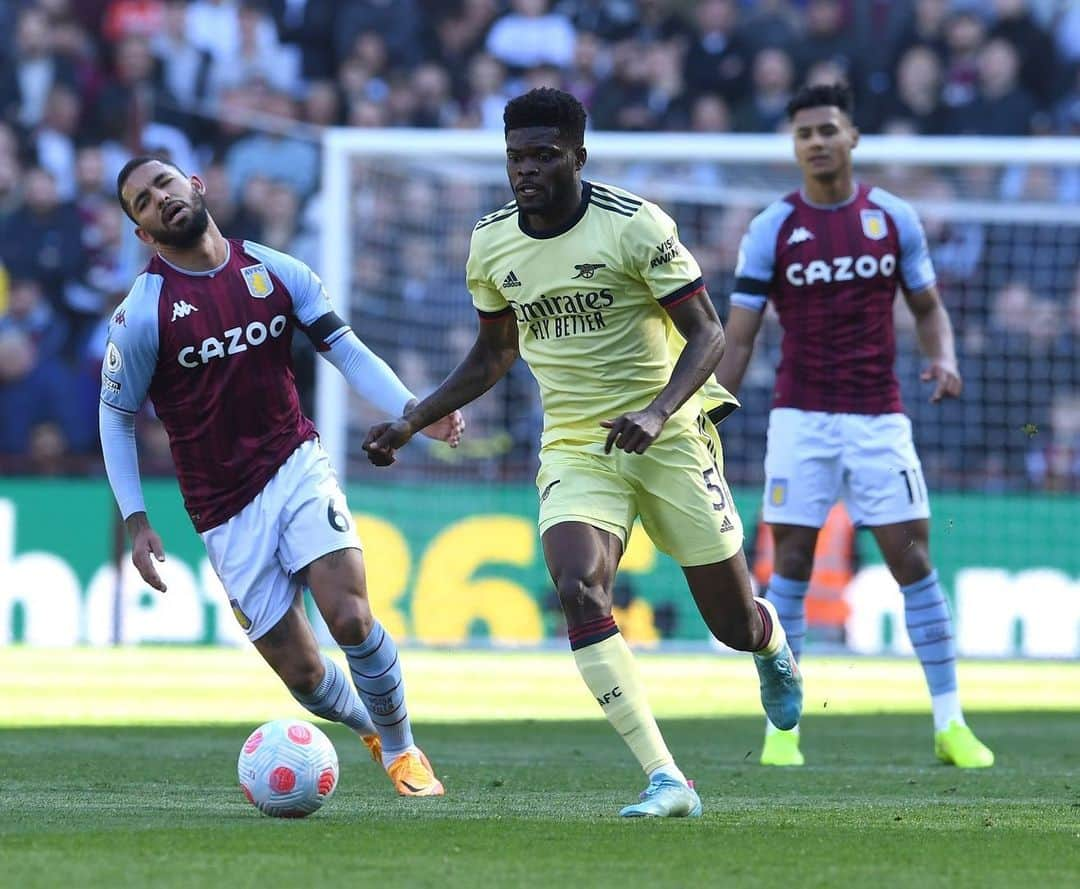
[787,227,814,245]
[502,271,522,288]
[719,515,735,532]
[171,300,199,321]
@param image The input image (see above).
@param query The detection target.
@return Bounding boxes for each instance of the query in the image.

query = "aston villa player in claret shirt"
[100,156,464,797]
[715,83,993,770]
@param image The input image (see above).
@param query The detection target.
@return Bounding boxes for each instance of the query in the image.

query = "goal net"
[318,129,1080,653]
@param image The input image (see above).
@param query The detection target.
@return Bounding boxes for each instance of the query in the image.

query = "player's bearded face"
[146,186,211,248]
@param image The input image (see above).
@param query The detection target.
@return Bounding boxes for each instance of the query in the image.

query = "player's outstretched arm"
[99,402,167,593]
[603,291,724,455]
[713,305,765,398]
[903,285,962,402]
[363,313,519,466]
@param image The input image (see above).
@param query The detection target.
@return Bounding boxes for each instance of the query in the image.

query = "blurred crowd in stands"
[0,0,1078,491]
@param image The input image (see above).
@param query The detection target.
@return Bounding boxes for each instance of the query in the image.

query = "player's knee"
[892,544,933,588]
[555,576,608,622]
[323,595,374,646]
[774,546,815,581]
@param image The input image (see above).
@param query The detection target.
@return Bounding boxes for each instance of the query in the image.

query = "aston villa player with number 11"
[716,83,994,770]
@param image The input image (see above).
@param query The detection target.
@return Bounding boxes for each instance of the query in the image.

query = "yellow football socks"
[572,630,674,775]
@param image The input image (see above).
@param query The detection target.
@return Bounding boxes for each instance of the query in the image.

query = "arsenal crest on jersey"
[860,209,888,240]
[242,263,274,298]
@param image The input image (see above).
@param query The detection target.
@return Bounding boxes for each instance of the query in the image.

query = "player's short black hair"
[116,155,186,219]
[503,88,587,147]
[786,82,855,121]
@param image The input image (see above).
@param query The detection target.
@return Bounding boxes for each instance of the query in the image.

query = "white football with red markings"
[237,719,339,818]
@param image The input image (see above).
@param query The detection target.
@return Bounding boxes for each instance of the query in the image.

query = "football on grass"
[238,719,339,818]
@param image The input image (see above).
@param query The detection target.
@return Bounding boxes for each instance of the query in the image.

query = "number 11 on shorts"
[899,467,926,504]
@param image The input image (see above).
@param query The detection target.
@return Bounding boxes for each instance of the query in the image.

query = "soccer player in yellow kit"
[364,88,801,817]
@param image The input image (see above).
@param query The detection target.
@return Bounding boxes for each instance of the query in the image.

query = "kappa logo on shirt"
[171,300,199,322]
[787,226,814,245]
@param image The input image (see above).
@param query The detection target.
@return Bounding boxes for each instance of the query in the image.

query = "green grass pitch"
[2,648,1078,888]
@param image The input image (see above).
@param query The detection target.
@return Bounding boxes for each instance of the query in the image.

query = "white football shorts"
[200,438,360,640]
[761,408,931,528]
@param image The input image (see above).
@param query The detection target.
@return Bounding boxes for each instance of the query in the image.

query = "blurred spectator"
[940,8,987,111]
[25,420,72,475]
[947,37,1036,135]
[223,90,318,200]
[32,83,82,200]
[0,276,68,363]
[0,166,84,312]
[94,32,193,159]
[887,0,950,71]
[876,44,948,134]
[0,284,89,461]
[738,0,800,56]
[205,0,301,98]
[185,0,242,66]
[301,80,342,127]
[485,0,576,72]
[555,0,636,41]
[591,39,664,131]
[430,0,500,74]
[689,93,731,133]
[44,0,108,105]
[733,47,796,133]
[337,35,390,111]
[336,0,422,72]
[151,0,213,113]
[460,54,512,130]
[621,0,693,50]
[562,31,606,112]
[267,0,338,81]
[988,0,1060,107]
[683,0,749,104]
[0,6,77,129]
[795,0,862,93]
[409,63,459,129]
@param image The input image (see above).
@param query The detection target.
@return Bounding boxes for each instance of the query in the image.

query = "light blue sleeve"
[868,187,937,293]
[99,402,145,520]
[730,200,795,312]
[242,240,335,326]
[243,240,414,414]
[99,273,163,414]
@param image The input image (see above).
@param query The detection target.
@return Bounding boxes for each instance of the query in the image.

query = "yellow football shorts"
[536,415,744,566]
